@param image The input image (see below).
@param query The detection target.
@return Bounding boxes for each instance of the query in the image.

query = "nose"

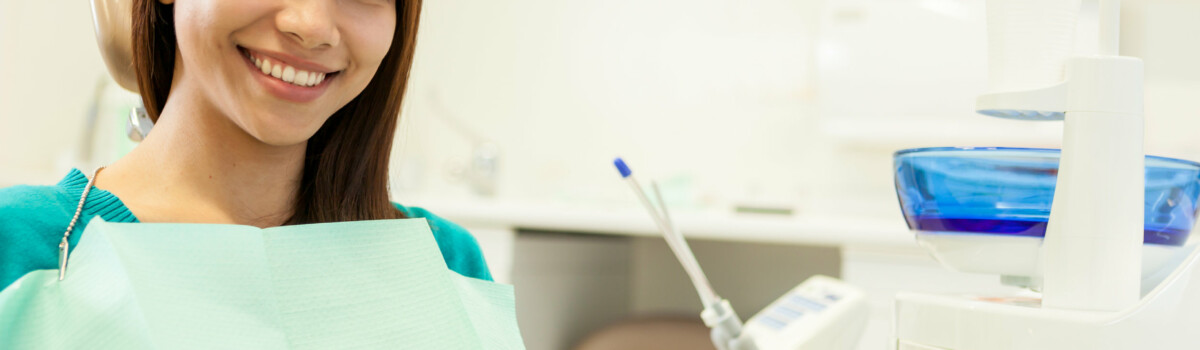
[276,0,340,50]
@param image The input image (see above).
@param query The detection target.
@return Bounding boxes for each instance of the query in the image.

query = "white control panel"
[742,275,869,350]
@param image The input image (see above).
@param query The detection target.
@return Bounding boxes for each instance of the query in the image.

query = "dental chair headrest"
[90,0,137,92]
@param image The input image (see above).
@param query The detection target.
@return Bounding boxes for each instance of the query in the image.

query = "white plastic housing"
[742,275,869,350]
[894,241,1200,350]
[970,55,1147,312]
[1042,56,1145,311]
[914,232,1181,295]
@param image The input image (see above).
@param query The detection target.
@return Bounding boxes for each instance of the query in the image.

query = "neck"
[98,91,306,228]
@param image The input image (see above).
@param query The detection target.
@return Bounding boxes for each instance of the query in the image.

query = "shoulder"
[0,183,73,212]
[0,185,75,291]
[0,184,74,239]
[393,203,493,281]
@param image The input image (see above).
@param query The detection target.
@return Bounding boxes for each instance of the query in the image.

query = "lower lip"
[239,47,335,103]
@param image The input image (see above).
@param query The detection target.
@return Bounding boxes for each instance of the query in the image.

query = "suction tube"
[613,158,718,306]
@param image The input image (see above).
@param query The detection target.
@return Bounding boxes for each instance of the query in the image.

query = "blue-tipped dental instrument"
[613,157,756,350]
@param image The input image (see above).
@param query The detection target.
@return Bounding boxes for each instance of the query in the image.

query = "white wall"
[0,2,111,186]
[394,0,826,212]
[1135,1,1200,159]
[395,0,1200,219]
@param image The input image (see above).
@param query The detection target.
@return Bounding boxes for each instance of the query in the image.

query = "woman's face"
[168,0,396,146]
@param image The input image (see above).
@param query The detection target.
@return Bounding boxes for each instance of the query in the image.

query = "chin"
[245,118,324,147]
[255,132,314,147]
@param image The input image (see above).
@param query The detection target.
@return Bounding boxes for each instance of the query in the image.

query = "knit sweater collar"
[58,168,139,224]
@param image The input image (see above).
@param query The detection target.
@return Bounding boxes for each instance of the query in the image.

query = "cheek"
[173,2,236,56]
[345,20,397,88]
[363,28,396,68]
[172,1,258,95]
[171,5,211,67]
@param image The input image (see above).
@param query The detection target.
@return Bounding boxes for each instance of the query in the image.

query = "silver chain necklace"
[58,166,105,281]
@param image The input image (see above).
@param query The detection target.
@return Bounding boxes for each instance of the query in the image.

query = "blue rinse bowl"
[895,147,1200,246]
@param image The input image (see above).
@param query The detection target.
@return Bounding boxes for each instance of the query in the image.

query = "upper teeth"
[250,53,326,87]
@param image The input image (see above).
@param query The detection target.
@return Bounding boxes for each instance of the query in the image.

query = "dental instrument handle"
[703,299,759,350]
[613,158,716,303]
[650,181,715,301]
[614,158,756,350]
[619,171,718,306]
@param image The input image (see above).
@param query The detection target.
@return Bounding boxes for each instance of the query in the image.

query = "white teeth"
[248,50,330,87]
[282,66,296,83]
[295,71,309,86]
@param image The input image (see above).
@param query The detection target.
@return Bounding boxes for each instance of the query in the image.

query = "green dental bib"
[0,217,524,349]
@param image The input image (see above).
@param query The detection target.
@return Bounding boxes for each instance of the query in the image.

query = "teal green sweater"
[0,169,492,291]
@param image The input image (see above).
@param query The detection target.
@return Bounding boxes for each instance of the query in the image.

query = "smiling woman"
[0,0,493,294]
[130,0,410,224]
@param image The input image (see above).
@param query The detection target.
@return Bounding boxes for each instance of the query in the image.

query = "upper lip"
[241,46,341,74]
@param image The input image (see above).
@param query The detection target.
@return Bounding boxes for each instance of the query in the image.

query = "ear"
[90,0,138,92]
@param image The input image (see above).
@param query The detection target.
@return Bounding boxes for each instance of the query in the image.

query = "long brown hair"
[130,0,421,224]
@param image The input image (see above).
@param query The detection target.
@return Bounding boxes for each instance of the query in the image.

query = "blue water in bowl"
[894,147,1200,246]
[907,217,1191,246]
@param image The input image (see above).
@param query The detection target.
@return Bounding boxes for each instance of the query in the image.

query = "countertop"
[403,196,919,249]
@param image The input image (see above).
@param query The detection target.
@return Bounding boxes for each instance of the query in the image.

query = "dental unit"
[613,0,1200,349]
[892,0,1200,349]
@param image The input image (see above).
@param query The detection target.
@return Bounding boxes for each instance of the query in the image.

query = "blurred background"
[2,0,1198,349]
